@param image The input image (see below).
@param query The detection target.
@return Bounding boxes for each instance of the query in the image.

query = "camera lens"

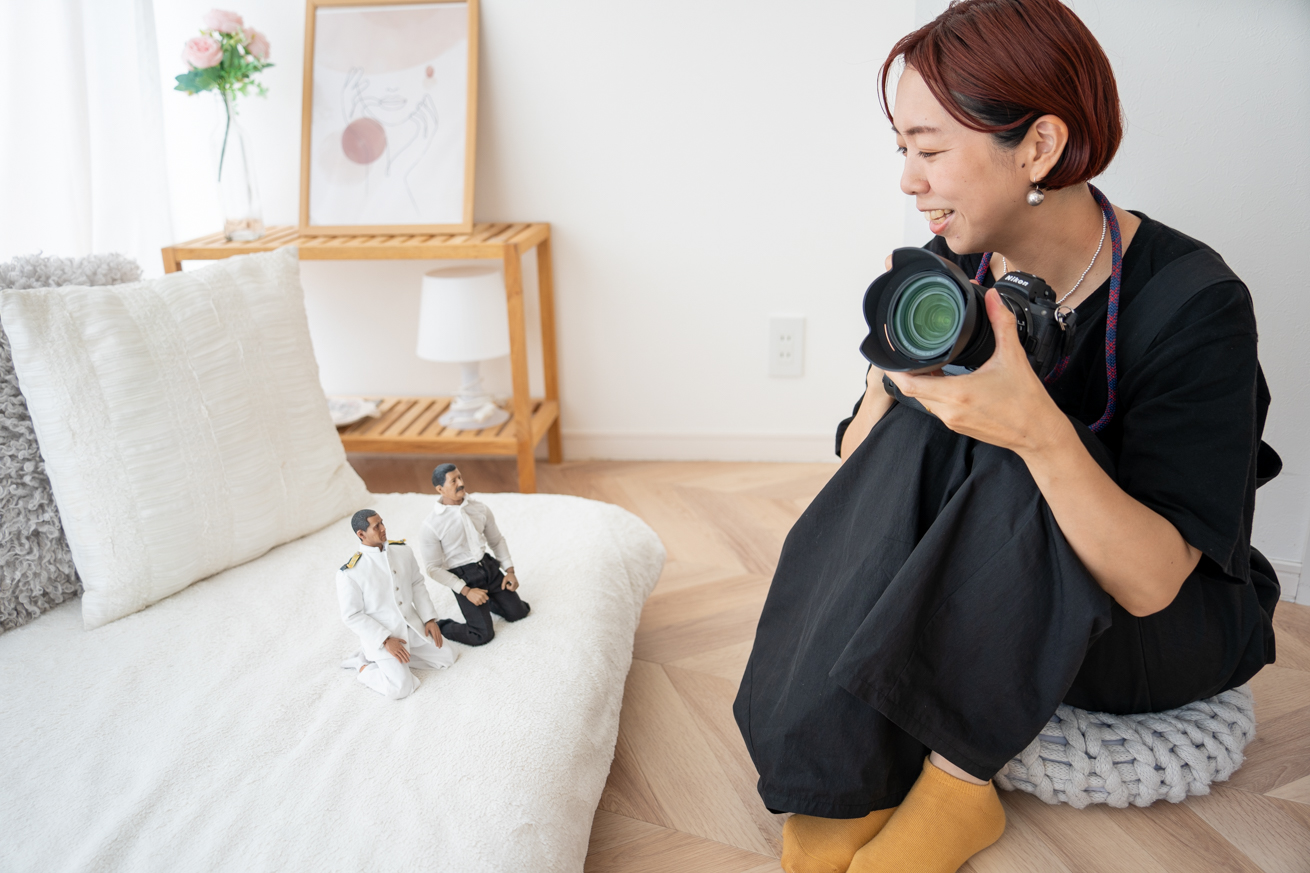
[860,248,992,374]
[888,273,965,358]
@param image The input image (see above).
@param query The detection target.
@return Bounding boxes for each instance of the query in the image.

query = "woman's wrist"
[1014,401,1081,474]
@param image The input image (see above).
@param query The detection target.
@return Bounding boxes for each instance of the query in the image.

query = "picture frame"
[299,0,479,235]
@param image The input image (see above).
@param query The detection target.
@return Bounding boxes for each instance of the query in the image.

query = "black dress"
[732,214,1280,819]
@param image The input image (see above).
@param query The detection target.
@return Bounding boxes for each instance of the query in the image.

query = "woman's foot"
[781,807,897,873]
[847,757,1005,873]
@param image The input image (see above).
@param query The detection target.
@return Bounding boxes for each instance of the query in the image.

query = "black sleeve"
[1115,280,1260,581]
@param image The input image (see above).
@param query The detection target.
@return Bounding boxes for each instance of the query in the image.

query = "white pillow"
[0,248,368,628]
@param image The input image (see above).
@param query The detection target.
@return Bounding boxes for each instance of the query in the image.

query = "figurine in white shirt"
[337,509,456,699]
[416,464,530,646]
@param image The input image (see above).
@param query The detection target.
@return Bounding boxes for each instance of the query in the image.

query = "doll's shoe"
[340,651,367,671]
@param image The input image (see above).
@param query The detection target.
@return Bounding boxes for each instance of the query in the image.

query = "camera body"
[859,247,1076,379]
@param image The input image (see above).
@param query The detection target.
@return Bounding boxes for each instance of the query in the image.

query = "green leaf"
[174,68,214,94]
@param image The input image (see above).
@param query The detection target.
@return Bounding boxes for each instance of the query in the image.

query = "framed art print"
[299,0,478,235]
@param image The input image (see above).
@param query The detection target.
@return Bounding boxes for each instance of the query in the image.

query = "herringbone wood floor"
[349,456,1310,873]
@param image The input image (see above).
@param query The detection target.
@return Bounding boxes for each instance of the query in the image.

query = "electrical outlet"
[768,316,805,377]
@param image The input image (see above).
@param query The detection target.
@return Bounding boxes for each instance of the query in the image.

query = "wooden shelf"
[162,223,562,492]
[160,223,550,270]
[338,397,558,456]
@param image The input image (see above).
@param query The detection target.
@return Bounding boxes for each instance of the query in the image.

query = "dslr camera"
[860,247,1076,379]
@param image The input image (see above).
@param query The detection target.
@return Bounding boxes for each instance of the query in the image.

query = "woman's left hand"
[884,286,1065,455]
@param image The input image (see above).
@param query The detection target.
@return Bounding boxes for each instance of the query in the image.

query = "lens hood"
[860,248,987,374]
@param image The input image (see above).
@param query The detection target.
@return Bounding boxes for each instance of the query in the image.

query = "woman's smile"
[924,208,955,235]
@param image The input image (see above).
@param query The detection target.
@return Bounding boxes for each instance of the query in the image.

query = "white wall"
[154,1,1308,577]
[155,0,913,462]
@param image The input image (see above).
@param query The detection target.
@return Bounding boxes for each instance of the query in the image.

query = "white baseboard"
[1269,558,1306,605]
[561,431,839,463]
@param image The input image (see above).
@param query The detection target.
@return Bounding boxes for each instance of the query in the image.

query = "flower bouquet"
[176,10,274,240]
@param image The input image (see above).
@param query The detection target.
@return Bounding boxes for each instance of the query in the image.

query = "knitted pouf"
[996,685,1256,808]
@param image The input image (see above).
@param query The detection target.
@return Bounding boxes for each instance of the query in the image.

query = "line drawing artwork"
[309,3,468,227]
[340,67,440,215]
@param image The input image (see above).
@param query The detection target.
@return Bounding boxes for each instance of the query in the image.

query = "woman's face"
[893,68,1028,255]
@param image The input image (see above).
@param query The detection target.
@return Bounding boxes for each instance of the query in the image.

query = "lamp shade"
[416,265,511,362]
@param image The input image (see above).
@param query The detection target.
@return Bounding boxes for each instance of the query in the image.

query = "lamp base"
[439,403,509,431]
[438,361,511,431]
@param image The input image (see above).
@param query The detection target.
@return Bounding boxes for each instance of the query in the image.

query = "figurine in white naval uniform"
[337,509,456,699]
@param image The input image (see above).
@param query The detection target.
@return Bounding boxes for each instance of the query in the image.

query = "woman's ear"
[1024,114,1069,184]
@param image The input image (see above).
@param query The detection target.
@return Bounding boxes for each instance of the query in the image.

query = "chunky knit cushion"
[996,685,1256,808]
[0,248,368,629]
[0,253,143,632]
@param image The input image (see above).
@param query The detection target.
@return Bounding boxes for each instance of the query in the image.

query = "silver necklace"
[1001,213,1108,306]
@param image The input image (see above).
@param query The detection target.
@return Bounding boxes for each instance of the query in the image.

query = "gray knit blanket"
[0,252,142,631]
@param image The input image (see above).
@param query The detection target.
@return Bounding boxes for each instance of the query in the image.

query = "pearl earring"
[1026,185,1045,206]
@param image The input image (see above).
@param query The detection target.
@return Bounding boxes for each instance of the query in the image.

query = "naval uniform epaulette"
[387,539,407,545]
[341,552,362,571]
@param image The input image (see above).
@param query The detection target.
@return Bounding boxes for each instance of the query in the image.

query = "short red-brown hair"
[880,0,1122,190]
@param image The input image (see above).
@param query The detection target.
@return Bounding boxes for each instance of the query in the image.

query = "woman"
[732,2,1280,872]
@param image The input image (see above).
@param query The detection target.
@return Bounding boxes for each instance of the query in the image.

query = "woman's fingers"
[885,369,943,405]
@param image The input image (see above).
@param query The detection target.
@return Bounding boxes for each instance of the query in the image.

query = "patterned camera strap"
[973,183,1122,433]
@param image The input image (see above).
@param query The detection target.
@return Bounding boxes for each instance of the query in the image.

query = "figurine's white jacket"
[336,542,438,657]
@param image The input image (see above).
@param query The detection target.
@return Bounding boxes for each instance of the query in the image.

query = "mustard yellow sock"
[781,807,897,873]
[847,758,1005,873]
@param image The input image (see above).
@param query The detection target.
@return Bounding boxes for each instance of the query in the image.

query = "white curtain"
[0,0,173,276]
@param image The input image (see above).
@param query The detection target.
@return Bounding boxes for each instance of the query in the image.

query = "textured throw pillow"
[0,253,143,632]
[0,247,368,628]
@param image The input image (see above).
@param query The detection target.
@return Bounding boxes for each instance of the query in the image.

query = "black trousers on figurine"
[733,403,1278,819]
[437,554,531,647]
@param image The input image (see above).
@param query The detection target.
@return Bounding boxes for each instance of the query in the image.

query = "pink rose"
[182,35,223,69]
[202,9,244,34]
[245,28,270,61]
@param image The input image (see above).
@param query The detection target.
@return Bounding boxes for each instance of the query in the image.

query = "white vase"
[213,91,264,241]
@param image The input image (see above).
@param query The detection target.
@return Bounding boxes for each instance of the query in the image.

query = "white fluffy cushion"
[0,247,367,628]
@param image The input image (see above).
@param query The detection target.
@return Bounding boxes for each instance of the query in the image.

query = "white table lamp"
[417,265,511,430]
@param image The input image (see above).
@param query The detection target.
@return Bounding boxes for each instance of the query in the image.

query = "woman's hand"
[884,287,1065,454]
